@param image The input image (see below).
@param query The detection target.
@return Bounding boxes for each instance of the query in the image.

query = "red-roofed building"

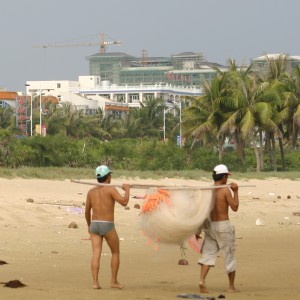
[0,91,18,108]
[0,91,59,109]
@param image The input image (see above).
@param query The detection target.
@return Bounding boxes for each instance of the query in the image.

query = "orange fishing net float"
[141,189,171,213]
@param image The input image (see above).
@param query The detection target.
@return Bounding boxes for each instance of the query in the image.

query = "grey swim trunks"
[90,221,115,237]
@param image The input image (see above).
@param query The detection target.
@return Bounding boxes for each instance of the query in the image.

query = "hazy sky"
[1,0,299,91]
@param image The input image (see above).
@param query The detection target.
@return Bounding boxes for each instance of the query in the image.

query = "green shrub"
[1,131,300,173]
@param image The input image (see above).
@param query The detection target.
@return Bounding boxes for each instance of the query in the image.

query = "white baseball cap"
[95,165,112,178]
[213,164,231,175]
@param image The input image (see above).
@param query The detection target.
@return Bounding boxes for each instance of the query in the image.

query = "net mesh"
[140,187,214,244]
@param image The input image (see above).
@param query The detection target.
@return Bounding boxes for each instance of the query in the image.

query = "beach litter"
[176,294,219,299]
[256,218,265,226]
[176,295,203,299]
[176,294,225,299]
[65,207,83,214]
[1,280,27,288]
[178,258,189,265]
[68,222,78,229]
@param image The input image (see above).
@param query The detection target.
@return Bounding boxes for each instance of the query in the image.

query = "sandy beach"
[1,176,300,300]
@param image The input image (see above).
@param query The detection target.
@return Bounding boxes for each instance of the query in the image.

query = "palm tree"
[0,106,15,130]
[184,59,279,171]
[260,54,293,171]
[46,102,87,138]
[183,71,228,161]
[87,108,128,140]
[124,98,165,138]
[217,63,278,171]
[281,65,300,149]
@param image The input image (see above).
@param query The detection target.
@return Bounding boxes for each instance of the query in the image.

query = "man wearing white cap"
[85,165,130,289]
[198,164,239,293]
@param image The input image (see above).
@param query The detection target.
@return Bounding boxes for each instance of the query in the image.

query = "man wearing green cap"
[85,165,130,289]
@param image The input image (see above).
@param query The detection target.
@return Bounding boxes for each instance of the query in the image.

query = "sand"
[0,177,300,300]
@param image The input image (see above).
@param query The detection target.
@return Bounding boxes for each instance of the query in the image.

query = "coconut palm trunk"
[278,136,286,171]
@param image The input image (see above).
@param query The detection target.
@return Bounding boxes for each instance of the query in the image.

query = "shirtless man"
[197,164,239,293]
[85,165,130,289]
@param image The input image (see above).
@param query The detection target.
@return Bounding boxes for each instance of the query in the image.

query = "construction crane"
[33,32,121,53]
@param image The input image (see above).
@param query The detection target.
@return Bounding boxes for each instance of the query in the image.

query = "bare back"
[85,184,130,226]
[88,186,116,221]
[210,183,239,222]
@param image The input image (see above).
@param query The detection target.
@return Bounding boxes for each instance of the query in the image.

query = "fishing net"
[140,187,214,244]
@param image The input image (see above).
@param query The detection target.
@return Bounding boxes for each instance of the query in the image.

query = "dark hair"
[212,172,227,182]
[96,173,110,183]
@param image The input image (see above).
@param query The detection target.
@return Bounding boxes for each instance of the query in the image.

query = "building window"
[0,101,9,108]
[129,94,139,102]
[57,83,61,88]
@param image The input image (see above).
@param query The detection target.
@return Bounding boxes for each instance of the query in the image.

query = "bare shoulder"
[94,185,117,194]
[88,186,99,194]
[103,185,117,193]
[216,186,231,196]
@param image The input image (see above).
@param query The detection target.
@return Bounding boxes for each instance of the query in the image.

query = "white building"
[26,75,203,112]
[26,76,104,113]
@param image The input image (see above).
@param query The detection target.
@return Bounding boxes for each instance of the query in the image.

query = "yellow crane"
[33,32,121,53]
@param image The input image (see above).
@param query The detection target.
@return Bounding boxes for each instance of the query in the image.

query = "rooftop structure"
[251,53,300,76]
[86,51,225,88]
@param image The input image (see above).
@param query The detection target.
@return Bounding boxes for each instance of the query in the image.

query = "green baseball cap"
[95,165,112,178]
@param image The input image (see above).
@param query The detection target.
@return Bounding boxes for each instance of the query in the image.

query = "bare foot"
[93,285,101,289]
[111,282,124,289]
[228,288,240,293]
[199,281,208,293]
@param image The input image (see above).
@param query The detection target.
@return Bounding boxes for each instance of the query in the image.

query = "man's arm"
[111,184,130,206]
[226,183,239,212]
[85,192,92,228]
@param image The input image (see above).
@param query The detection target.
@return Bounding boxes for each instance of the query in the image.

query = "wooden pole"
[70,180,255,190]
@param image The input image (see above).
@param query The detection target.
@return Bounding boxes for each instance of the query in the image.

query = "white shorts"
[198,220,236,273]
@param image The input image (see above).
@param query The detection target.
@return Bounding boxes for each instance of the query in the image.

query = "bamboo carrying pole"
[70,179,255,190]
